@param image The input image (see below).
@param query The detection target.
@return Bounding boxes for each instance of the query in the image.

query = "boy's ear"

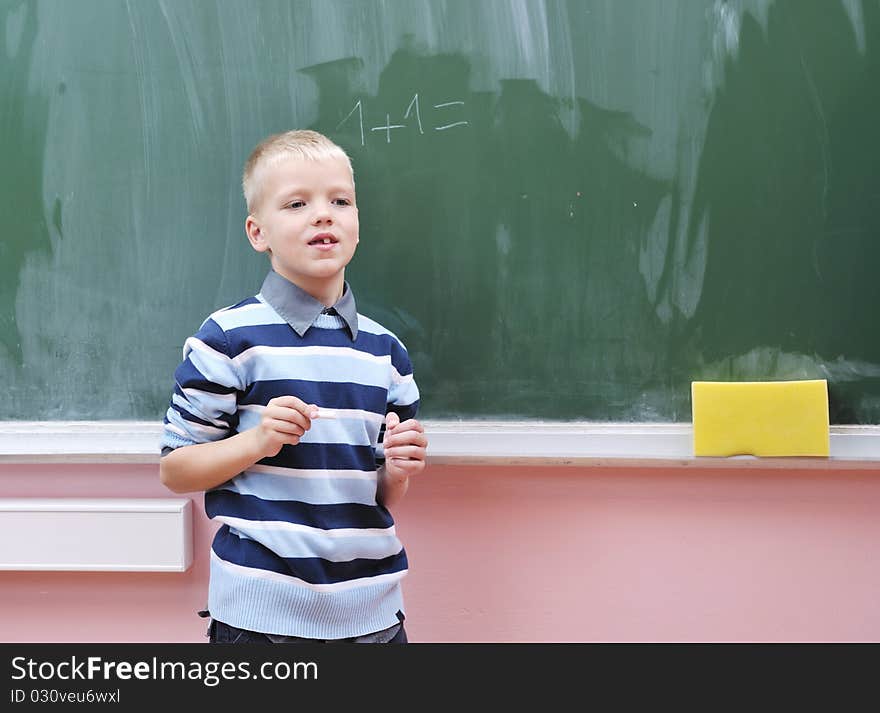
[245,215,269,253]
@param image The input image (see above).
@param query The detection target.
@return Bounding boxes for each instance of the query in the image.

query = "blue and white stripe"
[161,292,419,638]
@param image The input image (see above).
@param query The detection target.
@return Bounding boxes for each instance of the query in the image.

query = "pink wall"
[2,462,879,642]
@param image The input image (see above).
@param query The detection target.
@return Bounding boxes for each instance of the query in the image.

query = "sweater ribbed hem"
[207,553,406,639]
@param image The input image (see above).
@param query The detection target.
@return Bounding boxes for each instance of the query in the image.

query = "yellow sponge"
[691,380,829,457]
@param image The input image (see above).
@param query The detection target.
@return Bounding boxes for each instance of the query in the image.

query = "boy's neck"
[275,268,345,308]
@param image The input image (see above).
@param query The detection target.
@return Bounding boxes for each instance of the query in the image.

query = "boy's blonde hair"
[242,129,354,213]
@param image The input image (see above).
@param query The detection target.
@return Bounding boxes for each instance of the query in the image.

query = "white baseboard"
[0,498,192,572]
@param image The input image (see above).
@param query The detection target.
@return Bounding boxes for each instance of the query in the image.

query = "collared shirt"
[259,269,358,341]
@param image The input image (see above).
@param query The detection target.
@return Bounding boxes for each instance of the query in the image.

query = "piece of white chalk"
[313,408,337,419]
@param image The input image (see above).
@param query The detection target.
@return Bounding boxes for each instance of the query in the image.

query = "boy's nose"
[312,204,333,224]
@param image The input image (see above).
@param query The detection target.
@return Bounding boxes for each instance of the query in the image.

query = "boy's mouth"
[308,233,339,246]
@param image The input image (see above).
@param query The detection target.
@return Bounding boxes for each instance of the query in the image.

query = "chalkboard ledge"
[1,421,879,468]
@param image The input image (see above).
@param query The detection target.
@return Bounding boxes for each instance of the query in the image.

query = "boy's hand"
[254,396,317,458]
[383,411,428,481]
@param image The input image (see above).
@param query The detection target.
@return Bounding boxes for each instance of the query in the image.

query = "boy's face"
[246,155,359,300]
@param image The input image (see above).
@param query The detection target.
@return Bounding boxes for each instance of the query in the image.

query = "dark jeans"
[203,612,407,644]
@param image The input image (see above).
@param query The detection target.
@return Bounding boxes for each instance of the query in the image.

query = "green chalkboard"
[2,0,880,423]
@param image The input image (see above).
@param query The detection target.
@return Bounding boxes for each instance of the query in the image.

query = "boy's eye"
[287,200,305,209]
[332,198,352,206]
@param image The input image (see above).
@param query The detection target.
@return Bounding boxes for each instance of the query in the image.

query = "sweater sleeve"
[160,317,243,452]
[375,337,420,466]
[386,337,420,422]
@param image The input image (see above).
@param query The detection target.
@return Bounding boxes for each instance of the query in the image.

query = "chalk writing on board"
[432,101,468,131]
[337,94,469,145]
[404,93,423,134]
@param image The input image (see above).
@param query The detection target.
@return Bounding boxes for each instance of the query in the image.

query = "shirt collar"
[259,270,358,340]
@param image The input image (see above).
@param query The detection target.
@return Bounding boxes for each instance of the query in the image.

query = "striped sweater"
[161,286,420,639]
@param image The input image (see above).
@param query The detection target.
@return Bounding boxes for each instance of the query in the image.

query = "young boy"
[159,129,427,643]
